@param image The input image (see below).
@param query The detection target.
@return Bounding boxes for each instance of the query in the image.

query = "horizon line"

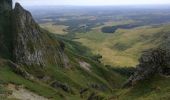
[12,2,170,7]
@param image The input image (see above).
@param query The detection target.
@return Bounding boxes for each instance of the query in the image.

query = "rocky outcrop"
[7,60,33,79]
[124,48,170,87]
[51,81,72,93]
[12,3,68,67]
[0,0,13,59]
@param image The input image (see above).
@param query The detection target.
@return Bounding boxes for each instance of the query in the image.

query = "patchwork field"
[40,22,68,35]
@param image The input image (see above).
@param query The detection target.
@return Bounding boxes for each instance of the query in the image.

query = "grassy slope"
[31,21,170,100]
[0,64,67,100]
[0,33,126,99]
[111,75,170,100]
[74,24,170,67]
[0,7,126,99]
[56,35,126,89]
[0,59,112,100]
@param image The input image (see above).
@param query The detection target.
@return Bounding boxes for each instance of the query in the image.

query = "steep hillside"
[0,1,125,100]
[13,3,65,66]
[0,1,169,100]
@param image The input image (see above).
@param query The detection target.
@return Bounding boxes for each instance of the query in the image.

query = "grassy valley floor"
[41,21,170,67]
[74,24,167,67]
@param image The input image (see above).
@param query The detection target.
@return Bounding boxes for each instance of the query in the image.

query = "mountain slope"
[0,1,169,100]
[0,1,125,100]
[13,3,65,67]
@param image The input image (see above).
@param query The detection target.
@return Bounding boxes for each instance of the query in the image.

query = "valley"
[0,0,170,99]
[32,7,170,67]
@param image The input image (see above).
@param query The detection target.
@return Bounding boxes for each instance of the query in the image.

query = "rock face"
[0,0,13,58]
[0,1,69,67]
[0,0,12,12]
[124,48,170,87]
[12,3,68,66]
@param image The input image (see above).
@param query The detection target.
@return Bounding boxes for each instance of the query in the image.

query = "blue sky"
[13,0,170,6]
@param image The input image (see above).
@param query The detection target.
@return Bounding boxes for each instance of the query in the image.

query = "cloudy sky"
[13,0,170,6]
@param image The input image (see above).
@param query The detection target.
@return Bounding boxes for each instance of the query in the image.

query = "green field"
[40,22,68,35]
[74,23,170,67]
[41,20,170,67]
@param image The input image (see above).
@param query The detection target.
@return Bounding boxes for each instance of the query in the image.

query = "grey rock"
[124,48,170,87]
[51,81,72,93]
[12,3,69,67]
[7,60,33,79]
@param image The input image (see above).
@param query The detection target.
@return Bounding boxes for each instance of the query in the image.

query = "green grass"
[111,75,170,100]
[41,20,169,67]
[40,22,68,35]
[2,10,170,99]
[0,48,125,99]
[0,24,127,99]
[73,24,170,67]
[0,65,64,100]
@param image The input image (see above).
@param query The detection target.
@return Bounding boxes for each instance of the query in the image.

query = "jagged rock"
[88,83,107,91]
[51,81,72,93]
[7,60,34,79]
[124,48,170,87]
[40,76,51,82]
[12,3,69,67]
[80,88,89,95]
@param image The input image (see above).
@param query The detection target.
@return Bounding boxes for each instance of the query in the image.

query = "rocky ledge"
[124,48,170,87]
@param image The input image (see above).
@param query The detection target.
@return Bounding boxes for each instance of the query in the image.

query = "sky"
[13,0,170,6]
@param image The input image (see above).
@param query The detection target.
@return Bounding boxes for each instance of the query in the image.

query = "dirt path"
[7,84,49,100]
